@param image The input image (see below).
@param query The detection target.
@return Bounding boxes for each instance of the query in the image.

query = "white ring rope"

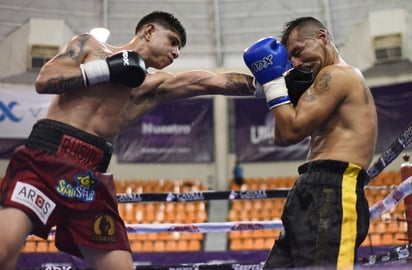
[46,176,412,237]
[125,220,283,234]
[369,175,412,220]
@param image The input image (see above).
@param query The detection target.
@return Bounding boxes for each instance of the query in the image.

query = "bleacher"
[226,170,409,251]
[227,176,295,250]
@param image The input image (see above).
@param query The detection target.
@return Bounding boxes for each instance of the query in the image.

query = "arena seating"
[228,176,295,250]
[227,171,409,250]
[362,170,408,247]
[17,170,412,253]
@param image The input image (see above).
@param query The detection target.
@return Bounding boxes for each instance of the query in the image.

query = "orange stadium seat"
[361,170,410,247]
[227,176,292,250]
[115,178,208,252]
[227,171,409,251]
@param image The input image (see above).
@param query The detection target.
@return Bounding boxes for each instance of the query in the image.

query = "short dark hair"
[281,16,327,45]
[135,11,187,48]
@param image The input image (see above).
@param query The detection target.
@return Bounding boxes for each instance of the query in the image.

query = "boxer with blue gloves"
[244,17,378,270]
[243,36,292,110]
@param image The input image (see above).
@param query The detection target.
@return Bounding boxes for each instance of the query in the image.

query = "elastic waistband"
[25,119,112,172]
[298,159,367,187]
[298,160,352,175]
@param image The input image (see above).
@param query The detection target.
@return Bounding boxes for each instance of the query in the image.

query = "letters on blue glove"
[243,37,292,109]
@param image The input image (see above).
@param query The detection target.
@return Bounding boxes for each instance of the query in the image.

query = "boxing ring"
[17,122,412,270]
[17,173,412,270]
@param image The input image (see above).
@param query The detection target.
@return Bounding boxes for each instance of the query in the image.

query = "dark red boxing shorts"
[0,119,131,257]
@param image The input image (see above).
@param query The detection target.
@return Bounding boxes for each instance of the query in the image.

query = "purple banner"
[235,81,412,162]
[0,83,410,163]
[235,98,310,162]
[115,98,214,163]
[372,82,412,153]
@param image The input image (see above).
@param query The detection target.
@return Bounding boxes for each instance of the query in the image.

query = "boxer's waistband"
[298,159,367,188]
[25,119,112,172]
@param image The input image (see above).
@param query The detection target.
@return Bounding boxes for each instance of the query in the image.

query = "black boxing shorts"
[263,160,369,269]
[0,119,131,258]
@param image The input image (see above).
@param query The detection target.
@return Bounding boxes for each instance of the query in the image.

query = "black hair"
[135,11,187,48]
[281,16,327,45]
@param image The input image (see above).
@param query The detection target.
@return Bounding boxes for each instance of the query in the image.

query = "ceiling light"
[90,27,110,42]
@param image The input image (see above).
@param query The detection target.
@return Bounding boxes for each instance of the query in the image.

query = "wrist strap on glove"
[80,60,110,86]
[263,77,291,110]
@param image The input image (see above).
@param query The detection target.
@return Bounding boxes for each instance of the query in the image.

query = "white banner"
[0,86,52,138]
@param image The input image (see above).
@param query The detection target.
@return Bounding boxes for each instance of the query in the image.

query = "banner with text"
[0,87,52,138]
[115,98,214,163]
[234,81,412,162]
[234,98,310,162]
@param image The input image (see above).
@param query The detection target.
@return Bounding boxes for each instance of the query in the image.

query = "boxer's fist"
[243,37,291,109]
[106,51,146,87]
[285,67,314,106]
[80,50,146,88]
[243,36,290,84]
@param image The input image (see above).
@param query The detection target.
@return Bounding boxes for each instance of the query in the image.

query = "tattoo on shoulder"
[57,35,90,61]
[315,71,332,91]
[302,71,332,103]
[225,73,254,95]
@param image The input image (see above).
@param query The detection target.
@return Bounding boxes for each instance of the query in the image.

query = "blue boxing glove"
[243,37,291,109]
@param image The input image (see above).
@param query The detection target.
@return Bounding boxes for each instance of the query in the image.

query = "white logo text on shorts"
[11,181,56,225]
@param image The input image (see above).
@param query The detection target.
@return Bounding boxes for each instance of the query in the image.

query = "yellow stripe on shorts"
[337,163,361,269]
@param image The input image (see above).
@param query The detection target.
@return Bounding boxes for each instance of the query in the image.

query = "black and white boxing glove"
[80,50,146,88]
[285,67,314,106]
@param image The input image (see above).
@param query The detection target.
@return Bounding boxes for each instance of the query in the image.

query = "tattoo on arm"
[302,71,332,102]
[224,73,255,95]
[43,77,85,94]
[42,36,90,93]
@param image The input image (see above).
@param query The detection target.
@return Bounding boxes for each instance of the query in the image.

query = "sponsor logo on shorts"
[55,169,98,202]
[57,134,104,169]
[91,214,117,243]
[11,182,56,225]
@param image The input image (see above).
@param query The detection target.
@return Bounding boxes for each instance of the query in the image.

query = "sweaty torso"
[45,77,161,142]
[307,66,377,170]
[41,35,168,142]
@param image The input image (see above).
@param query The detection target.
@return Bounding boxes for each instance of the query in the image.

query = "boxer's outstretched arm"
[140,70,256,104]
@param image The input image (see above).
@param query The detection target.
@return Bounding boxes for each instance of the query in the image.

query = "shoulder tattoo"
[57,35,89,60]
[302,71,332,103]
